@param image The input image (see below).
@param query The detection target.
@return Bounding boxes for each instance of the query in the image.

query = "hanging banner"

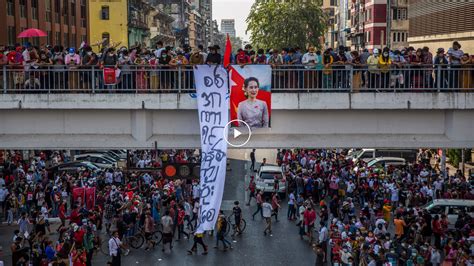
[85,187,96,210]
[194,65,229,233]
[103,67,117,85]
[230,65,272,128]
[72,187,85,207]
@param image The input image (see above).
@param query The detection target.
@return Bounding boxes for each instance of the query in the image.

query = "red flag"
[85,187,96,210]
[223,34,232,67]
[72,187,85,206]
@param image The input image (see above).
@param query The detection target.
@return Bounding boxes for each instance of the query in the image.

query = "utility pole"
[386,0,392,49]
[462,148,466,179]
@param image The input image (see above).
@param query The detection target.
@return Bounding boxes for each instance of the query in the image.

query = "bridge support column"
[131,110,153,143]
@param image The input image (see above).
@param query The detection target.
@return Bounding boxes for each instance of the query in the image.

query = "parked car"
[47,161,101,175]
[348,149,418,163]
[74,154,117,168]
[78,151,124,161]
[424,199,474,229]
[366,157,406,169]
[255,165,287,196]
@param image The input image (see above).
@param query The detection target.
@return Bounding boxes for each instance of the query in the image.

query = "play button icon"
[224,119,252,147]
[233,128,242,139]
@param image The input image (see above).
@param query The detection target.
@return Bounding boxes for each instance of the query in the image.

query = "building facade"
[149,6,176,47]
[88,0,128,51]
[128,0,152,47]
[343,0,409,51]
[322,0,338,49]
[0,0,88,47]
[220,19,236,38]
[408,0,474,53]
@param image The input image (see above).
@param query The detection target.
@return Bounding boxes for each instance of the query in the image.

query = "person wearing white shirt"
[262,198,273,236]
[302,47,319,69]
[109,231,124,266]
[430,247,441,266]
[318,222,329,253]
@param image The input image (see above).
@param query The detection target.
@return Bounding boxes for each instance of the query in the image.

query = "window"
[64,33,69,47]
[32,0,39,20]
[393,8,407,20]
[81,35,87,42]
[397,32,401,43]
[7,0,14,16]
[55,32,61,44]
[20,0,27,18]
[101,6,110,20]
[46,31,52,44]
[45,0,52,22]
[55,0,61,23]
[71,3,76,18]
[7,26,16,46]
[448,206,466,215]
[428,205,445,215]
[72,34,76,46]
[330,0,338,6]
[102,32,110,47]
[80,0,86,19]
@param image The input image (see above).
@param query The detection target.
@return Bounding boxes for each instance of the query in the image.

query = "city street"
[0,149,317,266]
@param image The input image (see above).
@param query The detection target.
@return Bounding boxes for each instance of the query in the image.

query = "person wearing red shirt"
[236,49,251,65]
[432,215,442,249]
[69,206,81,225]
[177,205,189,240]
[71,246,87,266]
[303,206,316,244]
[58,201,67,230]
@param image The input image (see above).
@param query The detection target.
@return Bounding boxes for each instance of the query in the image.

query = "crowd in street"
[1,148,474,265]
[0,149,212,266]
[0,40,473,91]
[248,149,474,265]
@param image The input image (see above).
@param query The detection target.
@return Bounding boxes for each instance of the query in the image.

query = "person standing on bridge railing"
[0,46,7,91]
[434,48,449,89]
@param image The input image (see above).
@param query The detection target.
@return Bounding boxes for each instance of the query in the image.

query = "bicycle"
[225,213,247,236]
[100,229,144,256]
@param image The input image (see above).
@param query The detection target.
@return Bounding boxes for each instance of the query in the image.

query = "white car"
[424,199,474,229]
[255,165,286,195]
[366,157,406,168]
[74,154,117,168]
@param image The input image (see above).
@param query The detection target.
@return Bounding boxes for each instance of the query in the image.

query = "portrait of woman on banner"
[237,77,269,128]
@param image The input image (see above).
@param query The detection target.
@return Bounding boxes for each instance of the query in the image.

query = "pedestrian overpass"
[0,92,473,149]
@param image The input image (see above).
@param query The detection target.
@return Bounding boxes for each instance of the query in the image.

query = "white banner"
[194,65,229,233]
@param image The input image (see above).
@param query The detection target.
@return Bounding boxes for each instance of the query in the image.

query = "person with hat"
[205,45,221,64]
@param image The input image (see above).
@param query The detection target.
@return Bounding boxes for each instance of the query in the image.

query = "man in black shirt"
[232,201,242,237]
[250,149,256,172]
[205,45,221,64]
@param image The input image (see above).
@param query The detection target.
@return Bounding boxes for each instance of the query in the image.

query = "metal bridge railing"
[0,65,473,93]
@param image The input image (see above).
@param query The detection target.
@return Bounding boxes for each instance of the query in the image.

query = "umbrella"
[17,28,47,38]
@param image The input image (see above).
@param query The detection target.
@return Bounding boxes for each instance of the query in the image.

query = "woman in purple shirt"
[237,77,269,128]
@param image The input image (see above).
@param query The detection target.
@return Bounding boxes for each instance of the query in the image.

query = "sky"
[212,0,255,41]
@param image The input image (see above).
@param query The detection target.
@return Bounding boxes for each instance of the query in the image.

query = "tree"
[246,0,326,50]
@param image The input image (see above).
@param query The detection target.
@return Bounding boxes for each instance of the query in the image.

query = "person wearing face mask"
[235,49,251,65]
[37,51,53,90]
[408,48,423,89]
[302,47,318,88]
[158,48,172,90]
[65,48,81,90]
[367,48,380,89]
[81,46,98,90]
[378,47,392,89]
[254,49,267,64]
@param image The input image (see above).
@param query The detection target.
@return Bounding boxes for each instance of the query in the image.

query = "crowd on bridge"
[0,40,473,92]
